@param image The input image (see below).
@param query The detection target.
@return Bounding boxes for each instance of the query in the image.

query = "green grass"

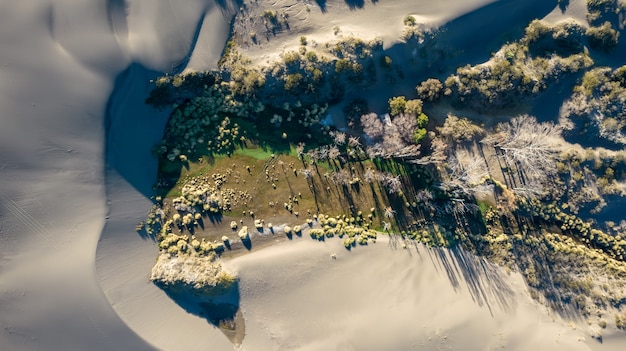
[233,147,275,160]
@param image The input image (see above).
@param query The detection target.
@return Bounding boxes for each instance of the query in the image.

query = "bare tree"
[328,145,341,161]
[446,150,489,192]
[299,168,313,179]
[296,142,306,159]
[348,136,361,148]
[384,206,396,219]
[361,113,384,140]
[483,115,563,188]
[383,221,391,231]
[382,173,403,194]
[331,131,347,145]
[332,169,351,186]
[364,168,379,183]
[393,113,418,144]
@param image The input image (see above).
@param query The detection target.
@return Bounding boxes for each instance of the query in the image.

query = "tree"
[446,151,489,195]
[416,78,443,102]
[483,115,563,189]
[331,131,346,145]
[438,114,485,142]
[382,174,403,194]
[361,113,384,140]
[405,99,423,115]
[328,145,341,162]
[384,206,396,219]
[364,168,379,183]
[393,114,418,144]
[388,96,407,116]
[348,136,361,148]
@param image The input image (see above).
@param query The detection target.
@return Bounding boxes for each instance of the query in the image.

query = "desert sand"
[1,1,625,350]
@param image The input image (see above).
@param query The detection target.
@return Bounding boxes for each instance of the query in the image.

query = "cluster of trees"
[360,105,427,160]
[444,20,593,111]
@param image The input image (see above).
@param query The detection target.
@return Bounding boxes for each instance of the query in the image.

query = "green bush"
[403,15,417,26]
[388,96,407,116]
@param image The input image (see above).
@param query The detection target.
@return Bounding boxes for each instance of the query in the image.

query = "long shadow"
[344,0,365,10]
[155,279,244,346]
[104,0,242,234]
[427,244,517,315]
[315,0,327,12]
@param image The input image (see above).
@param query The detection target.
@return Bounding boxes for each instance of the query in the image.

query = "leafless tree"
[482,115,563,189]
[348,136,361,148]
[415,189,433,204]
[365,115,422,160]
[447,151,488,190]
[382,173,403,194]
[307,148,321,163]
[384,206,396,219]
[296,142,306,159]
[361,113,384,140]
[328,145,341,161]
[393,113,418,144]
[331,131,346,145]
[332,169,351,186]
[383,221,391,231]
[299,168,313,179]
[364,168,379,183]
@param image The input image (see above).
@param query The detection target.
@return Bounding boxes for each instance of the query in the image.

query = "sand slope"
[0,1,234,350]
[231,236,592,351]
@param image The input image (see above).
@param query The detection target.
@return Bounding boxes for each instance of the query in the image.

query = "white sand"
[231,236,591,350]
[0,1,234,350]
[234,0,497,65]
[2,1,625,351]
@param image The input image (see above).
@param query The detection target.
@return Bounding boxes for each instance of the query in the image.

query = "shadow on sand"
[155,280,245,346]
[388,234,517,316]
[342,0,559,112]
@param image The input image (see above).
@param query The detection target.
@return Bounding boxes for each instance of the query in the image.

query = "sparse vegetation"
[144,13,626,325]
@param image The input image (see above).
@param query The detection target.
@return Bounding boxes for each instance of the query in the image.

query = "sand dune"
[1,1,625,351]
[230,236,592,351]
[0,1,234,350]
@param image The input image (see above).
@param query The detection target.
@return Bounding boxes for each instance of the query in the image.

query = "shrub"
[305,51,318,62]
[284,73,304,91]
[586,22,620,51]
[388,96,407,116]
[238,226,249,240]
[438,115,485,141]
[416,79,443,102]
[403,15,417,26]
[405,99,423,116]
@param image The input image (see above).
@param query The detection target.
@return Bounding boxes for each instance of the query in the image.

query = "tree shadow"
[344,0,365,10]
[425,245,517,315]
[315,0,327,12]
